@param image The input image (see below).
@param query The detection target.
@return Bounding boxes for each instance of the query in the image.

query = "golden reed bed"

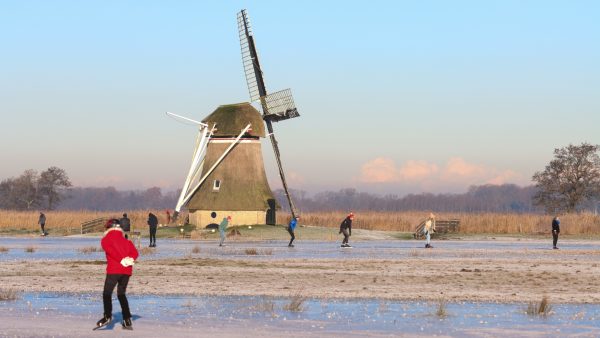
[1,210,599,235]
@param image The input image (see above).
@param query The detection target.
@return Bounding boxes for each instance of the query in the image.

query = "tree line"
[2,143,599,213]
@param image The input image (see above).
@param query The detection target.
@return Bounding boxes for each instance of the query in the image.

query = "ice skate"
[93,315,112,330]
[122,318,133,330]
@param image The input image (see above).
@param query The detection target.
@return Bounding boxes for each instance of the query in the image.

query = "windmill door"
[266,199,276,225]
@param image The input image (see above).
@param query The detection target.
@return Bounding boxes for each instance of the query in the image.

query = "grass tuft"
[191,246,201,254]
[526,296,552,317]
[139,247,156,255]
[78,246,101,254]
[0,288,20,301]
[283,291,307,312]
[435,300,448,318]
[24,246,36,253]
[0,246,8,253]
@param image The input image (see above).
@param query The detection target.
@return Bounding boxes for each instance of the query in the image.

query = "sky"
[1,0,599,195]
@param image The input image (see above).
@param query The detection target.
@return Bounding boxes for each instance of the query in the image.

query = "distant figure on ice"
[38,212,46,236]
[339,212,354,248]
[423,213,436,248]
[552,216,560,249]
[120,213,131,239]
[147,213,158,247]
[219,216,231,247]
[95,219,139,331]
[287,216,299,247]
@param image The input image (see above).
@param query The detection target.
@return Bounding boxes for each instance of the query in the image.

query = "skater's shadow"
[101,314,142,330]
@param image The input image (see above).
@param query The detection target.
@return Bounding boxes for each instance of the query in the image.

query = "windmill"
[237,9,300,219]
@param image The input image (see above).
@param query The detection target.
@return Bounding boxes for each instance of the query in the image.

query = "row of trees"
[275,184,539,213]
[0,167,72,210]
[1,143,598,213]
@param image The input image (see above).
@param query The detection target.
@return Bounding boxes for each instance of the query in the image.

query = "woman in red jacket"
[96,219,139,330]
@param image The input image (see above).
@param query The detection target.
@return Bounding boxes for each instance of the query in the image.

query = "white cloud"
[359,157,525,191]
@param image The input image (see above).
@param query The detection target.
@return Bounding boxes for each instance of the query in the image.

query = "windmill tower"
[169,9,300,226]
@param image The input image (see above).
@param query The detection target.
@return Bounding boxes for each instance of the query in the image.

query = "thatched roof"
[186,141,276,211]
[202,103,266,138]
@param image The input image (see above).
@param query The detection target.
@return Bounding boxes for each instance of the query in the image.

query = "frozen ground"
[1,293,600,337]
[1,236,599,262]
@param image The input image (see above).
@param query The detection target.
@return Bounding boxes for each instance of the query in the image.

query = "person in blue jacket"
[287,216,299,247]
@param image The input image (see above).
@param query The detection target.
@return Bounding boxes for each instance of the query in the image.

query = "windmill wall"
[186,139,277,227]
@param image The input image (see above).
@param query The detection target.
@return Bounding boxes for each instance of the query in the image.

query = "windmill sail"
[237,9,299,219]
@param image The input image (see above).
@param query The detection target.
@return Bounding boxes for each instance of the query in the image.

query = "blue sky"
[1,1,599,195]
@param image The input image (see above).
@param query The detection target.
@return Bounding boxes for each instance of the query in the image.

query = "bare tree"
[0,170,41,210]
[38,166,72,210]
[532,143,600,213]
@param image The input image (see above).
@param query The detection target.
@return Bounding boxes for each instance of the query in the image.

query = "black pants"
[553,232,559,247]
[149,226,157,245]
[287,228,295,245]
[341,228,350,244]
[40,224,45,233]
[103,274,131,320]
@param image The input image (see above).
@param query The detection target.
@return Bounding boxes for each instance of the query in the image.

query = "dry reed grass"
[0,210,185,234]
[283,291,307,312]
[191,246,201,254]
[278,211,600,235]
[435,300,448,318]
[0,246,8,253]
[526,296,552,317]
[78,246,101,254]
[139,247,156,255]
[0,210,598,235]
[24,246,36,253]
[0,288,20,301]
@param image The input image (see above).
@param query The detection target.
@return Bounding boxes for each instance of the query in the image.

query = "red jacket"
[101,227,139,275]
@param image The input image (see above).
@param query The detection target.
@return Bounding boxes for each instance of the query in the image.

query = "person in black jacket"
[120,213,131,239]
[552,216,560,249]
[147,213,158,247]
[339,212,354,248]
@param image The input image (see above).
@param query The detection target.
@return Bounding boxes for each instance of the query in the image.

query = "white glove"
[120,257,135,267]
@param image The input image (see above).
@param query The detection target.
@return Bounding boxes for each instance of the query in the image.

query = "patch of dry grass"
[278,211,600,235]
[0,288,20,301]
[526,296,552,317]
[24,246,36,253]
[243,248,272,256]
[191,246,201,254]
[78,246,101,254]
[0,246,8,253]
[283,291,307,312]
[139,247,156,255]
[435,300,448,318]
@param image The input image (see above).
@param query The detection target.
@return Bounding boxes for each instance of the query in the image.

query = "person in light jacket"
[423,213,436,248]
[219,216,231,247]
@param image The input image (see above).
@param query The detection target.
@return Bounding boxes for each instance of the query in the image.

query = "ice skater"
[119,213,131,239]
[287,216,299,247]
[95,219,139,331]
[552,216,560,249]
[339,212,354,248]
[423,213,436,248]
[38,212,46,236]
[219,215,231,246]
[147,212,158,247]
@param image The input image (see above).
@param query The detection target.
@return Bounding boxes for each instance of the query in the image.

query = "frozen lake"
[1,292,600,337]
[0,236,598,262]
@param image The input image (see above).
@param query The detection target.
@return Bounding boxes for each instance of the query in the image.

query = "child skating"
[423,213,436,248]
[95,219,139,330]
[287,216,299,247]
[219,216,231,246]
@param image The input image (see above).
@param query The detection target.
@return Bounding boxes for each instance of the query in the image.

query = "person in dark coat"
[339,212,354,248]
[552,216,560,249]
[287,216,299,247]
[147,213,158,247]
[119,213,131,239]
[96,219,139,330]
[38,212,46,236]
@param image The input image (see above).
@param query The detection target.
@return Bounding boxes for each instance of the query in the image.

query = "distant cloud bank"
[359,157,526,191]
